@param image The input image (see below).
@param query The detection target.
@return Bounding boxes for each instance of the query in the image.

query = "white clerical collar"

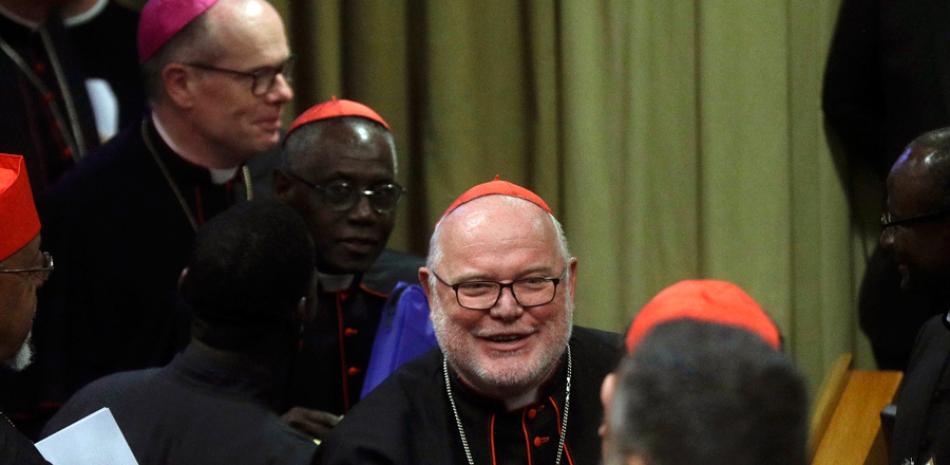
[209,167,239,184]
[151,114,237,185]
[0,4,40,29]
[317,270,355,292]
[63,0,108,27]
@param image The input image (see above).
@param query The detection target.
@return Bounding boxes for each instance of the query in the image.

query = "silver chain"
[443,344,572,465]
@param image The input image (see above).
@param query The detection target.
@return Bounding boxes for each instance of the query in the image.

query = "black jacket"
[42,343,317,465]
[891,313,950,465]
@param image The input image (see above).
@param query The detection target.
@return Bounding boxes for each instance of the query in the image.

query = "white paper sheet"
[35,407,138,465]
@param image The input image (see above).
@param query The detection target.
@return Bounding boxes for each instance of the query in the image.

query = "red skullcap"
[287,97,391,138]
[138,0,219,63]
[0,154,40,261]
[442,176,552,218]
[625,279,781,353]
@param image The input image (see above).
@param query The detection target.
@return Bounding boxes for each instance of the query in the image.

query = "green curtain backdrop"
[272,0,872,391]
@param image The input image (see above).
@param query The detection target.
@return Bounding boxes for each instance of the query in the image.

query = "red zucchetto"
[0,154,40,261]
[287,97,391,138]
[625,279,782,353]
[442,176,552,218]
[138,0,220,63]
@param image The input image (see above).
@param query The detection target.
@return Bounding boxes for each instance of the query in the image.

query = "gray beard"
[4,331,33,371]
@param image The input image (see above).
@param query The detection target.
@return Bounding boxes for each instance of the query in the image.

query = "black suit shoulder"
[891,314,950,465]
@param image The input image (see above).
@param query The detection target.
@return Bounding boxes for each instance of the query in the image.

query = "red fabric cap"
[286,97,391,138]
[625,279,781,353]
[138,0,219,63]
[0,154,40,261]
[442,176,552,218]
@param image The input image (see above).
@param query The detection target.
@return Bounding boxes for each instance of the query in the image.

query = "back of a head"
[609,320,807,465]
[179,199,314,351]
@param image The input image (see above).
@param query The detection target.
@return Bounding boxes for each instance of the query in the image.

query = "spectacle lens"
[318,180,403,214]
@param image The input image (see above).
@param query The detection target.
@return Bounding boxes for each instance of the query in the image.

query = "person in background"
[42,200,319,465]
[21,0,293,433]
[880,128,950,465]
[823,0,950,370]
[0,153,54,465]
[275,98,423,439]
[0,0,100,192]
[601,321,807,465]
[65,0,145,141]
[600,279,806,465]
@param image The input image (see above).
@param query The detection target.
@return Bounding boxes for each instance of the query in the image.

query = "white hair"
[4,331,33,371]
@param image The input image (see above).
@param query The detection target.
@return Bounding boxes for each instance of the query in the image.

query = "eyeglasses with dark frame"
[880,209,950,229]
[282,170,405,215]
[184,56,295,96]
[430,269,566,311]
[0,251,54,283]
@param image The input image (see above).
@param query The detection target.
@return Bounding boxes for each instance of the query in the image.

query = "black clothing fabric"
[68,0,145,134]
[4,116,250,435]
[823,0,950,369]
[41,343,318,465]
[0,8,99,192]
[891,313,950,465]
[0,414,50,465]
[823,0,950,175]
[319,326,623,465]
[858,248,944,370]
[285,250,424,415]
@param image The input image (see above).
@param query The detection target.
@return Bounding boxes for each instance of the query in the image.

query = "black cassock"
[320,326,622,465]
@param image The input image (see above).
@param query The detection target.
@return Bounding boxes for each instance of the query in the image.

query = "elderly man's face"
[881,146,950,293]
[184,0,293,166]
[277,120,397,274]
[0,236,44,370]
[420,196,576,400]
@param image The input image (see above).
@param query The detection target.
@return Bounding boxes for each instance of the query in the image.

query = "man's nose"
[489,285,524,320]
[348,192,376,222]
[267,74,294,103]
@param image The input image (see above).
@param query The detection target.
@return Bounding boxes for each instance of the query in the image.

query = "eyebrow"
[451,266,560,283]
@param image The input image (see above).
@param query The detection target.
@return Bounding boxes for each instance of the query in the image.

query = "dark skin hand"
[281,407,343,441]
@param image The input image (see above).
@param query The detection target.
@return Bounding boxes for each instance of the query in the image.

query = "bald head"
[888,127,950,212]
[427,195,570,272]
[283,118,397,175]
[882,127,950,294]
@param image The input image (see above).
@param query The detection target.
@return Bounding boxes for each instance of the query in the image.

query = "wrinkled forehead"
[438,195,557,250]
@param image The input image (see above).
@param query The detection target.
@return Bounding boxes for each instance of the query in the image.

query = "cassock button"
[527,408,537,419]
[533,436,550,447]
[344,327,359,337]
[347,366,362,377]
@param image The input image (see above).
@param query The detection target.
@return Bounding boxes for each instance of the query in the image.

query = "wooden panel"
[809,353,854,461]
[811,370,903,465]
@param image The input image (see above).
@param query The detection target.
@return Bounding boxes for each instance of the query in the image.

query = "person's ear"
[418,267,432,301]
[567,257,578,299]
[162,64,197,108]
